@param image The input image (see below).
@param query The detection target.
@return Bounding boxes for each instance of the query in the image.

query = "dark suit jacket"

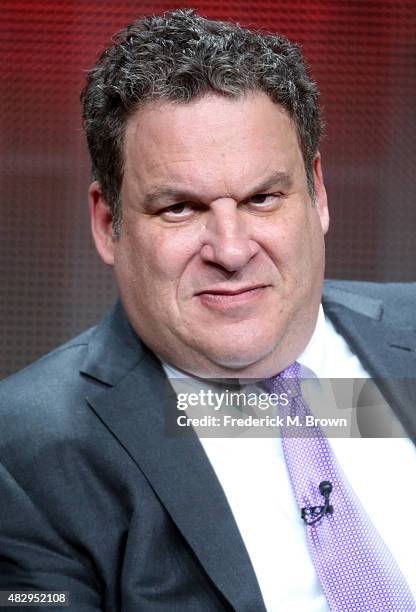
[0,280,415,611]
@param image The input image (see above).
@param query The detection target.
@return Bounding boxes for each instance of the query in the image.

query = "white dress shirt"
[163,306,416,610]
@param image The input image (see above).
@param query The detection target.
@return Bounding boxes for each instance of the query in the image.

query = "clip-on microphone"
[301,481,333,525]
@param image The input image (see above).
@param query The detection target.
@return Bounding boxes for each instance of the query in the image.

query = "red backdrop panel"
[1,0,415,377]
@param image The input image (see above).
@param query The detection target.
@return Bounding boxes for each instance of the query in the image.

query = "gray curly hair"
[81,8,323,236]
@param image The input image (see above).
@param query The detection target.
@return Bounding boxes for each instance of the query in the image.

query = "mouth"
[195,284,270,307]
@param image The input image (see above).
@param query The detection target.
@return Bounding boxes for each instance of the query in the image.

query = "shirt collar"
[296,304,326,379]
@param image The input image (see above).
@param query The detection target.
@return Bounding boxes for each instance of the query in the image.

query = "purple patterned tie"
[266,362,415,611]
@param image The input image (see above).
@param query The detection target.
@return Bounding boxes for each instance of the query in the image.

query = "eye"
[247,193,282,208]
[160,202,193,221]
[167,203,188,214]
[249,194,272,204]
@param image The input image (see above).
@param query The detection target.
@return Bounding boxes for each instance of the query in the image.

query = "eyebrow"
[142,186,192,211]
[142,170,293,210]
[249,170,293,195]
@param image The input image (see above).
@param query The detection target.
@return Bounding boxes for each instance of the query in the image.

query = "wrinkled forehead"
[121,92,305,196]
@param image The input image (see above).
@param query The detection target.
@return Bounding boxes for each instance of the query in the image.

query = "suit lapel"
[323,285,416,440]
[81,302,267,612]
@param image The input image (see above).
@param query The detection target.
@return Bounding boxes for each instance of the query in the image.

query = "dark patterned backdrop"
[1,0,415,378]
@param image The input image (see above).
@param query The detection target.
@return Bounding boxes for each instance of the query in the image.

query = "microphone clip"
[301,481,333,525]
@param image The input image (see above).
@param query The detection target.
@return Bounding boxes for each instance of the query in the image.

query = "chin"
[201,335,276,372]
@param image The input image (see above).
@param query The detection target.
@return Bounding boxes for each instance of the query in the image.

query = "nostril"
[200,239,254,272]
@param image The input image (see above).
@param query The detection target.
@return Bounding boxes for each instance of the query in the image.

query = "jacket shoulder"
[0,326,99,433]
[324,279,416,299]
[0,325,95,387]
[324,279,416,327]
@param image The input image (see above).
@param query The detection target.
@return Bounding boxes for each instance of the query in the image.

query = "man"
[0,9,415,611]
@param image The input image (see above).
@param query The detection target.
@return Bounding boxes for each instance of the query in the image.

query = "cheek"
[120,224,200,286]
[257,215,305,267]
[259,210,322,281]
[153,229,200,283]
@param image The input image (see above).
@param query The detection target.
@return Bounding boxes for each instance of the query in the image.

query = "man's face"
[91,92,329,377]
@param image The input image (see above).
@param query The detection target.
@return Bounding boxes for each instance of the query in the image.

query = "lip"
[196,284,268,296]
[195,284,270,308]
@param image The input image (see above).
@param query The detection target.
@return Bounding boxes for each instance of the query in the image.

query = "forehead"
[122,92,305,196]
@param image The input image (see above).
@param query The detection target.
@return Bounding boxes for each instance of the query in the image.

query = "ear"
[89,181,115,266]
[313,153,329,235]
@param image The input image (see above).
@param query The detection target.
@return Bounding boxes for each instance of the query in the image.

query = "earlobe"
[313,153,330,235]
[89,181,115,266]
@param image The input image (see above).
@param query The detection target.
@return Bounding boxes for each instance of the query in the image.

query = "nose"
[199,199,259,271]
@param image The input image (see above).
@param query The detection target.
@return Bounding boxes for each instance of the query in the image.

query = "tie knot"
[263,361,302,397]
[280,362,301,380]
